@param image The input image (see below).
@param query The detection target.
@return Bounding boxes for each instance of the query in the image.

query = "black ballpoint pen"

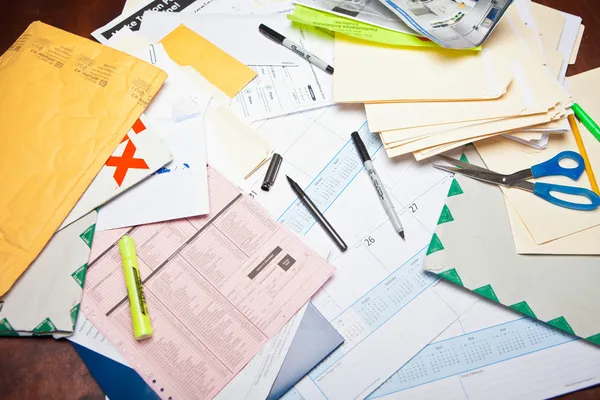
[286,176,348,252]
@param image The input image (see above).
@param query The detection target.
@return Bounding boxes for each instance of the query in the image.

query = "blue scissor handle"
[531,151,585,180]
[533,182,600,211]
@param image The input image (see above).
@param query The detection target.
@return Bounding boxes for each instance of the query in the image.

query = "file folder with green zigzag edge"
[423,146,600,346]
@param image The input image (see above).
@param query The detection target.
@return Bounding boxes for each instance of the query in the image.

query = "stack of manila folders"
[337,4,573,159]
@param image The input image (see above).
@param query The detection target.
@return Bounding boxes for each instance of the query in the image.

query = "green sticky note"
[289,5,480,50]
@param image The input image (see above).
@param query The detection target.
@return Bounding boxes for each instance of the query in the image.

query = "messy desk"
[1,0,600,399]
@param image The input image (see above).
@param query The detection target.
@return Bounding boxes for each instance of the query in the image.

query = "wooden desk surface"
[1,1,599,399]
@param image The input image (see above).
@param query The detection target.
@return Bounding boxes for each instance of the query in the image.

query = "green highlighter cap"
[572,103,600,143]
[118,236,153,341]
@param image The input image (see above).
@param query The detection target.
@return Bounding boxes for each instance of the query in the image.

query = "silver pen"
[351,132,405,239]
[286,176,348,252]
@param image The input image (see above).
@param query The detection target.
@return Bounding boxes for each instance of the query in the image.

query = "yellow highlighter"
[118,236,153,341]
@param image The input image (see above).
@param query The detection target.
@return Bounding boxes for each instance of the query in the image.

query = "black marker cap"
[259,24,285,44]
[261,153,283,191]
[351,131,370,163]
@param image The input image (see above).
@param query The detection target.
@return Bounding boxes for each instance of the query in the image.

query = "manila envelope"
[409,107,566,161]
[372,61,559,135]
[0,22,166,296]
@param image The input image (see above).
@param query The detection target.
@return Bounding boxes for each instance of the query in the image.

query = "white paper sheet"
[139,12,300,66]
[231,24,334,122]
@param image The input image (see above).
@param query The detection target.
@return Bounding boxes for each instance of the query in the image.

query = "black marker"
[286,176,347,252]
[259,24,334,74]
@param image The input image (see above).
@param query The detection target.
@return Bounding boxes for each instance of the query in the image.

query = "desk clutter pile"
[1,0,600,399]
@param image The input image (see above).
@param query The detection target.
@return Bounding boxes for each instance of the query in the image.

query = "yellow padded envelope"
[160,25,257,98]
[0,22,167,296]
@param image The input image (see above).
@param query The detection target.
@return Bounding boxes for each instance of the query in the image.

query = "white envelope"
[96,43,212,231]
[59,115,172,229]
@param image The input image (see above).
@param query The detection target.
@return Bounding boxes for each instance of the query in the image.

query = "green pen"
[572,103,600,143]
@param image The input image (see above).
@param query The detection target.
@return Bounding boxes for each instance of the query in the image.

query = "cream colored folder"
[333,16,515,103]
[491,68,600,254]
[385,105,563,158]
[369,59,561,133]
[531,2,565,57]
[365,7,559,132]
[474,69,600,246]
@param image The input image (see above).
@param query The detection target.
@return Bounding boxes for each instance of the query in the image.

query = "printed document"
[379,0,515,48]
[231,24,334,122]
[92,0,219,42]
[82,167,334,400]
[296,0,415,35]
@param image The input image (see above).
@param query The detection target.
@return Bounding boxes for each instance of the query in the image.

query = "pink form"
[82,167,335,400]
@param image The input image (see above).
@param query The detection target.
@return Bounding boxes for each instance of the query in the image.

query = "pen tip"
[399,231,405,240]
[286,175,294,184]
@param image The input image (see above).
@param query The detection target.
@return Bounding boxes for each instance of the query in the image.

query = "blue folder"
[72,341,159,400]
[73,303,343,400]
[267,303,344,399]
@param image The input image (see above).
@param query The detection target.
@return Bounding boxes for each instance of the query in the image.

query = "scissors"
[433,151,600,211]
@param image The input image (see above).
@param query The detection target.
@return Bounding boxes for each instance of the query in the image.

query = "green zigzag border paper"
[435,266,600,346]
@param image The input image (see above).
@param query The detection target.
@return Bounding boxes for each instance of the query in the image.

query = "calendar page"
[245,104,600,400]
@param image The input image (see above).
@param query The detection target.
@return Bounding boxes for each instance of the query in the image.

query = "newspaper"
[92,0,218,42]
[92,0,295,43]
[317,0,514,49]
[378,0,515,48]
[295,0,415,35]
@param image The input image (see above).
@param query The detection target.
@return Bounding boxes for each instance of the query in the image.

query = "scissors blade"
[436,155,493,173]
[433,164,507,186]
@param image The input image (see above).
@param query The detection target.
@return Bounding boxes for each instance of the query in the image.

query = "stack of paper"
[330,3,571,159]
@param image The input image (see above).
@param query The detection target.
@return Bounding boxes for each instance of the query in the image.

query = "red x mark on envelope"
[120,118,147,143]
[106,140,149,186]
